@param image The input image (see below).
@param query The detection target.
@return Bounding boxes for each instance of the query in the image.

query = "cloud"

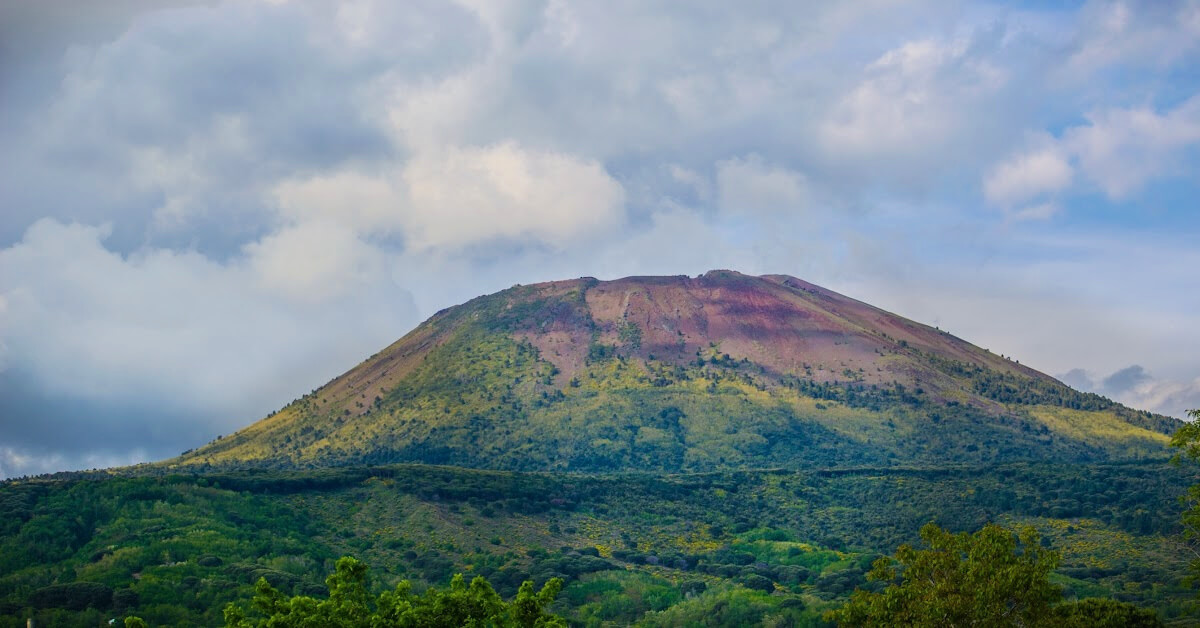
[271,167,408,236]
[1064,96,1200,199]
[982,95,1200,203]
[245,220,388,302]
[1058,368,1094,391]
[402,143,627,251]
[1125,376,1200,419]
[2,0,1114,254]
[819,37,1009,162]
[1101,364,1153,395]
[0,444,150,480]
[0,219,418,474]
[1057,364,1200,420]
[715,154,808,216]
[0,0,485,251]
[1062,1,1200,79]
[835,228,1200,415]
[668,165,713,203]
[273,142,627,253]
[984,145,1073,207]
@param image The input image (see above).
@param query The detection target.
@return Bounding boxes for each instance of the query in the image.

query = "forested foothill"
[2,458,1197,625]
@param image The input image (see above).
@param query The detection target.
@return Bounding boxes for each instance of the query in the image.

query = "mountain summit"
[173,271,1176,472]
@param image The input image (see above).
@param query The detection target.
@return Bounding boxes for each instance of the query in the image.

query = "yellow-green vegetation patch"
[1006,515,1178,572]
[788,393,908,444]
[1027,406,1170,451]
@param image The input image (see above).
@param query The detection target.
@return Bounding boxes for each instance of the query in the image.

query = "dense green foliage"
[1170,408,1200,595]
[1170,409,1200,462]
[825,522,1163,627]
[224,556,564,627]
[1055,597,1163,627]
[1,460,1194,625]
[826,523,1060,626]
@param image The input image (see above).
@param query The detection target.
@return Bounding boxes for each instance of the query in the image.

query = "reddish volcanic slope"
[515,270,1043,395]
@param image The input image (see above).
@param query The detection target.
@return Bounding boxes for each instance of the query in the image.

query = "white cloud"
[404,143,625,250]
[245,220,387,302]
[0,218,416,429]
[1062,1,1200,78]
[984,145,1073,207]
[715,154,808,215]
[984,95,1200,203]
[273,142,626,252]
[820,37,1008,160]
[1064,95,1200,198]
[1119,375,1200,419]
[0,0,484,250]
[384,63,499,152]
[272,170,407,235]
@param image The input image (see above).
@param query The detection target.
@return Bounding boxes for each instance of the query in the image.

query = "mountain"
[6,271,1195,625]
[170,270,1178,472]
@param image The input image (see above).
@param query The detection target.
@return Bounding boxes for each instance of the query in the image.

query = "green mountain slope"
[171,271,1178,472]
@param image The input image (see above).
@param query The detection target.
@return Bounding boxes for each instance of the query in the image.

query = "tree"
[375,573,506,627]
[825,522,1060,627]
[826,522,1165,627]
[509,578,564,627]
[1171,409,1200,461]
[224,556,565,627]
[1171,408,1200,589]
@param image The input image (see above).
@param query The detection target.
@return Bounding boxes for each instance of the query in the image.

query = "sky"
[1,0,1198,478]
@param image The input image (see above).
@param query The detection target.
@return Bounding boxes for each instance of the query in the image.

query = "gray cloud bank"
[1,0,1198,477]
[1059,366,1200,422]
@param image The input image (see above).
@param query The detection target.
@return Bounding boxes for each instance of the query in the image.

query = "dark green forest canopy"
[1,460,1196,626]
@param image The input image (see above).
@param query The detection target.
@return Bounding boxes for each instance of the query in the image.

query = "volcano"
[171,271,1176,472]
